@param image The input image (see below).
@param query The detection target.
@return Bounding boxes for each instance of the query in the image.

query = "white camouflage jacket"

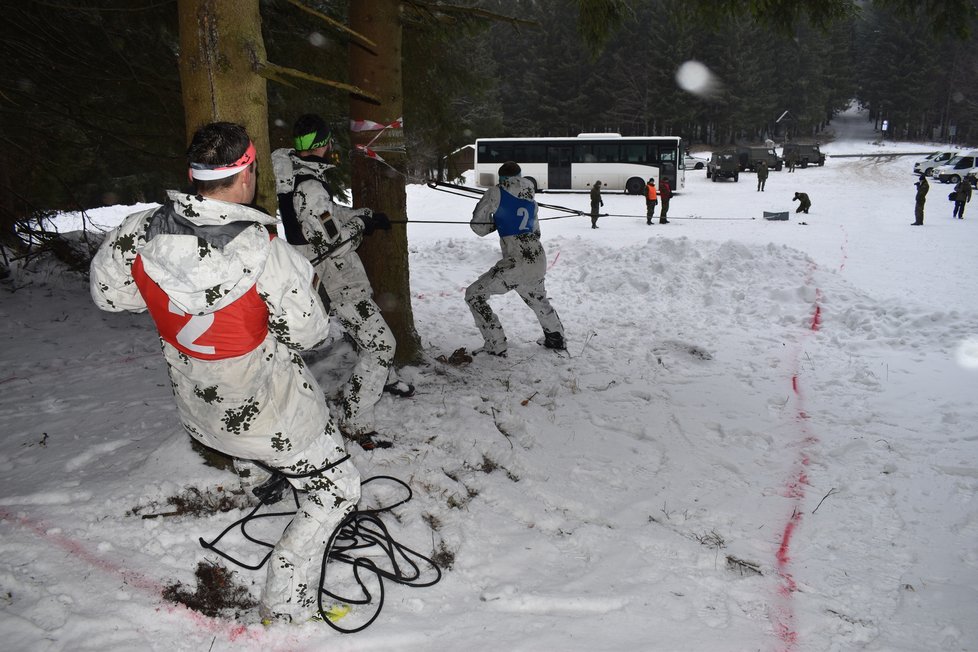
[471,175,547,269]
[272,148,373,302]
[90,190,344,465]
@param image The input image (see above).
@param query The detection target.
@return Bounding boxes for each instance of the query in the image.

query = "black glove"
[360,211,392,235]
[252,471,291,505]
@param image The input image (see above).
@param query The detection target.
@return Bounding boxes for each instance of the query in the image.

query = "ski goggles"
[294,129,335,152]
[188,141,257,181]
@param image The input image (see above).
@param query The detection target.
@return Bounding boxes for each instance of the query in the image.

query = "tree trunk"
[176,0,274,215]
[0,150,16,251]
[348,0,422,364]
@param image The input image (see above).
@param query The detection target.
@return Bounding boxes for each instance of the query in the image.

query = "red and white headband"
[188,141,256,181]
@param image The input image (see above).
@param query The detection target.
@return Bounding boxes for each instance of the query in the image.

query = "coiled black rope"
[198,491,299,571]
[198,474,441,631]
[317,496,442,633]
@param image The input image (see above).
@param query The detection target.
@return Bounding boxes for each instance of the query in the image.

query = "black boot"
[383,380,416,398]
[542,331,566,351]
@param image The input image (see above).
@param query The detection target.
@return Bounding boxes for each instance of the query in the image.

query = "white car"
[684,154,707,170]
[913,150,957,175]
[931,150,978,184]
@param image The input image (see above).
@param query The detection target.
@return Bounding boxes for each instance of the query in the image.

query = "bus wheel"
[625,177,645,195]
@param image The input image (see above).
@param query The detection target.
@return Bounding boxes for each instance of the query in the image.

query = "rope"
[600,212,757,221]
[318,503,442,633]
[428,181,590,217]
[198,474,440,631]
[252,454,350,480]
[425,181,757,221]
[301,181,755,256]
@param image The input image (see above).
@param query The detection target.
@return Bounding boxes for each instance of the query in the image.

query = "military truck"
[736,146,783,172]
[707,150,740,182]
[782,143,825,168]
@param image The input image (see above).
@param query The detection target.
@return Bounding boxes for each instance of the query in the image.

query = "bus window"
[575,144,597,163]
[621,143,649,163]
[513,144,547,163]
[478,143,512,164]
[594,144,619,163]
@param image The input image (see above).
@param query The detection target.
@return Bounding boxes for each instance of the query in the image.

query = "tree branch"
[285,0,378,48]
[401,1,537,29]
[256,60,381,103]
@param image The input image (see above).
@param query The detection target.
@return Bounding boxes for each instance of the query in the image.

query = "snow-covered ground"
[1,106,976,652]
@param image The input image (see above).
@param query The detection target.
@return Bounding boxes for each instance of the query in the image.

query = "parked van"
[932,150,978,184]
[913,150,957,175]
[782,143,825,168]
[735,146,783,172]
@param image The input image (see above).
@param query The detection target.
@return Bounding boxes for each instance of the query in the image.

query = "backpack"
[277,173,329,245]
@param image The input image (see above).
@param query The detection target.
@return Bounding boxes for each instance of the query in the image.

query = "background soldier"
[793,191,812,214]
[645,178,658,225]
[952,177,972,219]
[659,178,672,224]
[590,180,603,229]
[913,174,929,225]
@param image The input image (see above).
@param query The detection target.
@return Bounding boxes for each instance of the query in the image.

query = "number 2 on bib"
[169,300,216,355]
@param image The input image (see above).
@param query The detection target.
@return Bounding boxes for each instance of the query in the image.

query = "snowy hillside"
[1,106,976,652]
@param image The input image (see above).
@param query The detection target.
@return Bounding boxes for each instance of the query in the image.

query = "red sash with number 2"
[132,255,268,360]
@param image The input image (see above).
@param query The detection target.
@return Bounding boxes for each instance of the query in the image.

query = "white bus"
[474,134,686,194]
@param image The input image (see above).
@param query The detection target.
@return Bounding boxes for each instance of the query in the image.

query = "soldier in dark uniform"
[757,161,769,192]
[659,178,672,224]
[590,181,603,229]
[952,178,972,219]
[645,178,658,225]
[793,191,811,214]
[913,174,928,225]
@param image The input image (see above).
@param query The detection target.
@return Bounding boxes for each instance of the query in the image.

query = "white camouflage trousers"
[465,258,563,354]
[260,434,361,622]
[332,294,396,435]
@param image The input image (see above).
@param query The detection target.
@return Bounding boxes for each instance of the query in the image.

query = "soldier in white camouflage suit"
[466,161,566,356]
[90,122,360,624]
[271,114,412,450]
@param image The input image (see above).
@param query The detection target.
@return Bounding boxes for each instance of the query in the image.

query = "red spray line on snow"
[770,276,824,651]
[0,351,158,385]
[547,249,562,271]
[0,508,287,645]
